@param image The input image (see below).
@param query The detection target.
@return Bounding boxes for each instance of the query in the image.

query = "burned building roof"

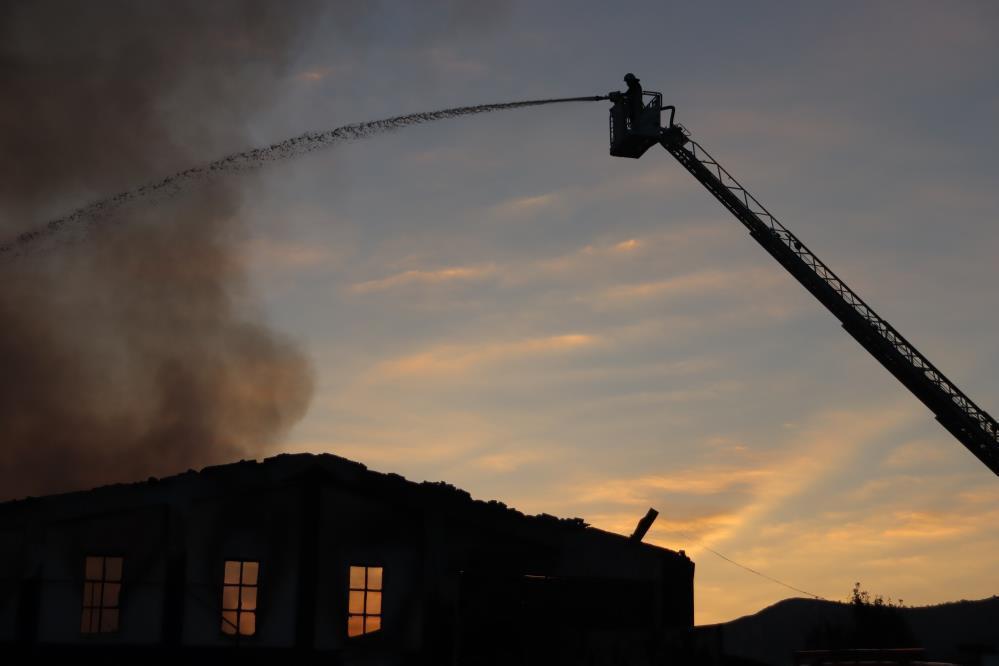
[0,452,688,563]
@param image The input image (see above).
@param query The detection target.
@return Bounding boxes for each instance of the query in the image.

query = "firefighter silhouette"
[624,73,643,126]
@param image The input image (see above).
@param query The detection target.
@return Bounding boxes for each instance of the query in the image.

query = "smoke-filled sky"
[0,1,317,496]
[3,1,999,624]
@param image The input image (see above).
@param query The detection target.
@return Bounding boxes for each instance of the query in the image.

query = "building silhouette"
[1,453,694,664]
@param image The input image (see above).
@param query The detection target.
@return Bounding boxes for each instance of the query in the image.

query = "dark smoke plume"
[0,1,317,500]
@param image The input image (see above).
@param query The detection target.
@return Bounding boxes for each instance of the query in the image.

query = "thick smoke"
[0,1,319,499]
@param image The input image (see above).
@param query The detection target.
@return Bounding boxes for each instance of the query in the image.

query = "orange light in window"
[221,560,259,636]
[347,565,383,637]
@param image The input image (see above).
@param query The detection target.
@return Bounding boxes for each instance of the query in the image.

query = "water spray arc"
[1,96,607,258]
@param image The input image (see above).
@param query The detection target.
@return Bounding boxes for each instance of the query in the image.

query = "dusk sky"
[4,1,999,625]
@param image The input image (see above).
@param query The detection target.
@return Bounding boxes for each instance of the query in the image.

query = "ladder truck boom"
[607,75,999,477]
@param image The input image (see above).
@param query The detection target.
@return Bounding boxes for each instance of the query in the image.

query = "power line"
[675,529,826,601]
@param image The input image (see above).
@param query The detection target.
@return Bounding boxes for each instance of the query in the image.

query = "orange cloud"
[488,191,565,220]
[294,64,352,82]
[573,466,776,506]
[349,264,496,293]
[614,238,641,252]
[242,237,332,270]
[880,509,992,540]
[372,333,599,378]
[592,267,783,305]
[468,448,556,473]
[562,405,919,560]
[880,438,949,469]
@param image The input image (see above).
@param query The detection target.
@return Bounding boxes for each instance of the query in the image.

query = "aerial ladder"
[607,74,999,477]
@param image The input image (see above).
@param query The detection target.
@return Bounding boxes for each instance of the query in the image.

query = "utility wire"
[675,529,826,601]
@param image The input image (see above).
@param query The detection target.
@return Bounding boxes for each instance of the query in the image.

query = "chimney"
[630,507,659,542]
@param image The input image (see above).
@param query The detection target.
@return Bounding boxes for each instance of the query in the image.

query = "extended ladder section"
[659,127,999,476]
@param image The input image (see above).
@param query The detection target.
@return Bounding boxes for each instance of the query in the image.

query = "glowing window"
[81,555,123,634]
[221,560,258,636]
[347,565,382,637]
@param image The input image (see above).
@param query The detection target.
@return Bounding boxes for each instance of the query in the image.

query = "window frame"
[219,558,260,638]
[80,553,124,636]
[346,564,384,638]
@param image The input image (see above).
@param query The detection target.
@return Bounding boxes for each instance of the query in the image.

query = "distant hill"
[694,596,999,666]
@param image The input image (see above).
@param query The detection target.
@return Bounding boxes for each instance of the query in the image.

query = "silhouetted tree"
[805,583,917,651]
[848,582,916,648]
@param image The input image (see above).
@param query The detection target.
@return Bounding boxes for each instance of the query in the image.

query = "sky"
[6,1,999,625]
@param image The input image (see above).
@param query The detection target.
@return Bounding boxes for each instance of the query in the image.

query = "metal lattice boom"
[658,126,999,476]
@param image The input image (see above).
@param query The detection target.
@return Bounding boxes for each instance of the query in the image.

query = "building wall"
[0,459,694,664]
[181,484,302,648]
[314,484,426,664]
[0,527,24,643]
[37,504,166,646]
[434,510,694,665]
